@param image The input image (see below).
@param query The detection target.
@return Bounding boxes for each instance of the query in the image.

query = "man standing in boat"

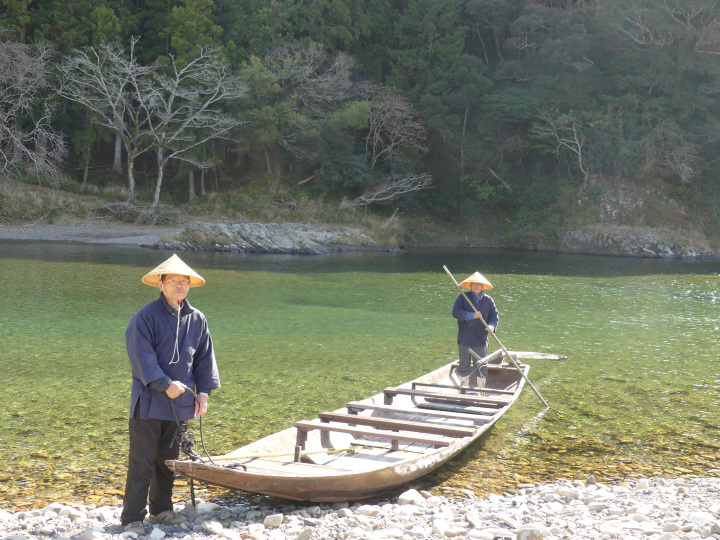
[452,272,499,386]
[121,254,221,535]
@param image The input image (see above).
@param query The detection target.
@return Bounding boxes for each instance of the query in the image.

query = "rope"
[169,388,216,465]
[169,387,238,510]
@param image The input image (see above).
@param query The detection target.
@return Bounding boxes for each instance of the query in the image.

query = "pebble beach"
[2,477,720,540]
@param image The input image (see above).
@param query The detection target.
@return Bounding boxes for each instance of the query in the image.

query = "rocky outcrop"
[156,221,385,255]
[559,224,717,258]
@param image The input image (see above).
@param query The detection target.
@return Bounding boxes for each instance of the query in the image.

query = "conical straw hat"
[141,254,205,288]
[459,271,493,290]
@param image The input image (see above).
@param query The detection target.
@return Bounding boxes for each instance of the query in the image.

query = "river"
[1,242,718,509]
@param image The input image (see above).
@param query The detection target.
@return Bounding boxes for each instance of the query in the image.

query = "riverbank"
[2,477,719,540]
[0,216,391,254]
[2,215,719,259]
[3,175,720,256]
[0,216,182,246]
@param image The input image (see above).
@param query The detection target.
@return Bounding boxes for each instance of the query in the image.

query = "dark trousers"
[121,417,182,525]
[457,342,487,378]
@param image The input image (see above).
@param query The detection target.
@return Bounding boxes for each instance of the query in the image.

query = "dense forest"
[1,0,719,243]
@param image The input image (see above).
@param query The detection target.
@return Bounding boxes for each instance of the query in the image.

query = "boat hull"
[167,350,538,502]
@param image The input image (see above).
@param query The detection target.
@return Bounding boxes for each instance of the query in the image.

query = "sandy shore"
[0,217,182,246]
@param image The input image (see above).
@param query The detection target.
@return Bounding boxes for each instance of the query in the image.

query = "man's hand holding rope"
[164,381,208,418]
[194,393,208,417]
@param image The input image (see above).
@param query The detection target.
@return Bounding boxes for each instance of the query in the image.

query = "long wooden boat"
[167,350,557,502]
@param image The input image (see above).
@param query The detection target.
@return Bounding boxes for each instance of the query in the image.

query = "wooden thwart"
[419,401,501,416]
[384,387,510,407]
[345,402,493,424]
[317,411,476,438]
[412,381,517,395]
[294,420,453,458]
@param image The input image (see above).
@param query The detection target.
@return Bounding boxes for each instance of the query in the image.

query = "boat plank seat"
[449,360,521,373]
[317,411,476,438]
[412,382,516,395]
[419,401,502,417]
[383,387,510,407]
[346,402,493,424]
[294,420,453,458]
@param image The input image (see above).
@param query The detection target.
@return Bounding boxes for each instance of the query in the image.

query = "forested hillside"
[1,0,719,249]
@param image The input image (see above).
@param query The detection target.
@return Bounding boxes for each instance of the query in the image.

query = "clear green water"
[1,244,718,508]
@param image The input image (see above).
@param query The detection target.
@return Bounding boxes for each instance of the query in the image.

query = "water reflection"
[3,241,720,276]
[1,241,719,509]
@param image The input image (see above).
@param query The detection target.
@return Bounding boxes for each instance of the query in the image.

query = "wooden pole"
[443,265,550,409]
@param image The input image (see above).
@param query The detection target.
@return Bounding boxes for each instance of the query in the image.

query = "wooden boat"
[167,350,556,502]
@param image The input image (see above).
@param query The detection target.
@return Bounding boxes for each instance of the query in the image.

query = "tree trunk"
[113,133,123,173]
[126,155,136,203]
[459,105,470,216]
[475,29,489,65]
[82,139,91,188]
[264,146,272,174]
[494,30,503,61]
[200,169,207,196]
[12,125,23,163]
[151,147,165,210]
[36,135,48,181]
[188,169,197,201]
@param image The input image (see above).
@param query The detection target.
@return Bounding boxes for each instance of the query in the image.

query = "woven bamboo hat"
[459,271,493,290]
[141,254,205,288]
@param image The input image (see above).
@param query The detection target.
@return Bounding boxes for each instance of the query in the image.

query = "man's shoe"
[150,510,188,525]
[123,521,145,535]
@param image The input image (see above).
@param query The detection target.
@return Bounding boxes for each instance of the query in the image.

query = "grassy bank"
[0,175,481,248]
[5,174,713,254]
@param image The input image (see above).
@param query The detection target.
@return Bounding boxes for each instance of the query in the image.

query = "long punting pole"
[443,265,550,409]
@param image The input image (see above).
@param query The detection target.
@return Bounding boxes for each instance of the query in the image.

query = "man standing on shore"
[121,254,221,534]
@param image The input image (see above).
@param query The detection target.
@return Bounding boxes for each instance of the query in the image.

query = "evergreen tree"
[387,0,467,100]
[216,0,301,68]
[165,0,223,64]
[0,0,32,42]
[32,0,97,51]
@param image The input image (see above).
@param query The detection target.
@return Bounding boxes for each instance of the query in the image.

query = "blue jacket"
[126,295,220,421]
[452,292,499,347]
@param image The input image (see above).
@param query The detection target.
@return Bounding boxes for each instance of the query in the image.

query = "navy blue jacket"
[452,292,499,347]
[126,295,220,421]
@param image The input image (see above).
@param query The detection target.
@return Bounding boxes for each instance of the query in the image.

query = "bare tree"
[603,0,720,54]
[0,38,66,180]
[58,40,246,211]
[347,173,433,207]
[361,85,428,170]
[533,110,592,190]
[267,43,354,116]
[266,44,355,163]
[56,38,155,203]
[134,46,247,210]
[644,121,700,183]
